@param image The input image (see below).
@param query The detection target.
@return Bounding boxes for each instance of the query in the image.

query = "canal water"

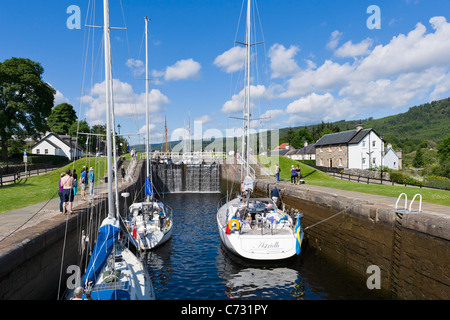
[144,192,386,300]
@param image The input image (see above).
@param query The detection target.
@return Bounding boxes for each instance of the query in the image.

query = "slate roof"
[286,144,316,155]
[267,148,290,156]
[315,128,377,146]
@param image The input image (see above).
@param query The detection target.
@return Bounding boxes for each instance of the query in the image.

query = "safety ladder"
[391,193,422,298]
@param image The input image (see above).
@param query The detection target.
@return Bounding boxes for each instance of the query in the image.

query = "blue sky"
[1,0,450,146]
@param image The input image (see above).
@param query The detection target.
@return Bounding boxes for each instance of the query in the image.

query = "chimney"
[356,124,363,132]
[304,139,308,147]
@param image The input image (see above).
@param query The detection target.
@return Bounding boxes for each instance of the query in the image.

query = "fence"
[0,165,62,186]
[313,165,449,191]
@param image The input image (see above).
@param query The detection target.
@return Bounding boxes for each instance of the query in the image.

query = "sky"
[1,0,450,147]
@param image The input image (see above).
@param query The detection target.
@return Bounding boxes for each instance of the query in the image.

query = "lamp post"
[380,134,384,183]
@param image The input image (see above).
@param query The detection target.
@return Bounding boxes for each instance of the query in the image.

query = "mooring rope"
[304,205,357,231]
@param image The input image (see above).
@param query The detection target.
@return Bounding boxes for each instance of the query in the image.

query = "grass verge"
[0,156,108,215]
[257,155,450,207]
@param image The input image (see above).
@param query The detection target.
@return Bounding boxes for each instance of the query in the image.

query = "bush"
[10,153,68,165]
[389,171,422,186]
[424,176,450,190]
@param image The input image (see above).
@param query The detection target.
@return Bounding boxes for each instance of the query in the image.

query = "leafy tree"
[46,103,77,134]
[437,135,450,161]
[413,147,424,168]
[0,57,55,161]
[68,120,90,147]
[436,135,450,178]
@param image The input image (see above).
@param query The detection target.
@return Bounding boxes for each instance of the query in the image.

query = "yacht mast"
[103,0,114,218]
[242,0,251,179]
[145,17,150,182]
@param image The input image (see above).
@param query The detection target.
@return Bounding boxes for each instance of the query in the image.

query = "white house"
[31,132,84,160]
[315,125,385,170]
[286,140,316,161]
[383,144,402,170]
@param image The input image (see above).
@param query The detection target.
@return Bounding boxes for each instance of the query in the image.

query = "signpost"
[23,151,27,177]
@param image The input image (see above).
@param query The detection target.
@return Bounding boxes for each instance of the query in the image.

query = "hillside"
[280,98,450,153]
[132,98,450,154]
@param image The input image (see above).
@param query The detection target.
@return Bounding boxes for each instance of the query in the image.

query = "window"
[372,140,376,147]
[372,157,376,164]
[362,140,366,148]
[362,157,366,164]
[36,149,40,154]
[45,149,48,154]
[328,146,332,152]
[319,158,323,166]
[338,144,342,151]
[338,158,343,166]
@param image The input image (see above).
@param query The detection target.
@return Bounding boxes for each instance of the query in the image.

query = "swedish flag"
[295,216,303,255]
[145,176,153,197]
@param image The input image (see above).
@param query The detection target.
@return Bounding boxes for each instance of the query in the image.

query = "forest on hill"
[281,98,450,154]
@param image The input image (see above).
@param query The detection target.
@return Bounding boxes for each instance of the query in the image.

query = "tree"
[413,147,424,168]
[68,120,90,147]
[437,135,450,161]
[0,57,55,161]
[47,103,77,135]
[436,135,450,178]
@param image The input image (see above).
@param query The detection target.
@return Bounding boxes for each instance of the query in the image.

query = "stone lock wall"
[220,163,450,299]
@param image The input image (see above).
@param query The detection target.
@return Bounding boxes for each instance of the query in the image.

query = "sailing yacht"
[65,0,154,300]
[216,0,304,261]
[124,17,174,252]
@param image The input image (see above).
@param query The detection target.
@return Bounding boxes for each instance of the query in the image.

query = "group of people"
[290,165,303,184]
[58,166,95,214]
[274,163,303,184]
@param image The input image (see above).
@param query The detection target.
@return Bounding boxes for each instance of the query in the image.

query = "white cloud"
[334,38,373,58]
[54,90,70,105]
[126,58,145,77]
[326,30,343,50]
[286,92,355,124]
[281,60,353,98]
[259,109,284,120]
[221,85,269,113]
[273,16,450,125]
[268,44,300,78]
[80,79,169,125]
[214,46,245,73]
[354,16,450,80]
[164,58,201,81]
[195,114,212,124]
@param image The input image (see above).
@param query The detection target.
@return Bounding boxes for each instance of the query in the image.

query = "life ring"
[227,219,240,231]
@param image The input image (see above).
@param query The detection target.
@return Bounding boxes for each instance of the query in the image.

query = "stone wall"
[220,164,450,299]
[0,160,145,300]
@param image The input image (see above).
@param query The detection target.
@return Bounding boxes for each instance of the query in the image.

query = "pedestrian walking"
[80,167,87,200]
[295,165,302,185]
[58,172,65,214]
[89,167,95,196]
[121,165,125,183]
[61,169,75,214]
[72,169,78,195]
[290,165,297,184]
